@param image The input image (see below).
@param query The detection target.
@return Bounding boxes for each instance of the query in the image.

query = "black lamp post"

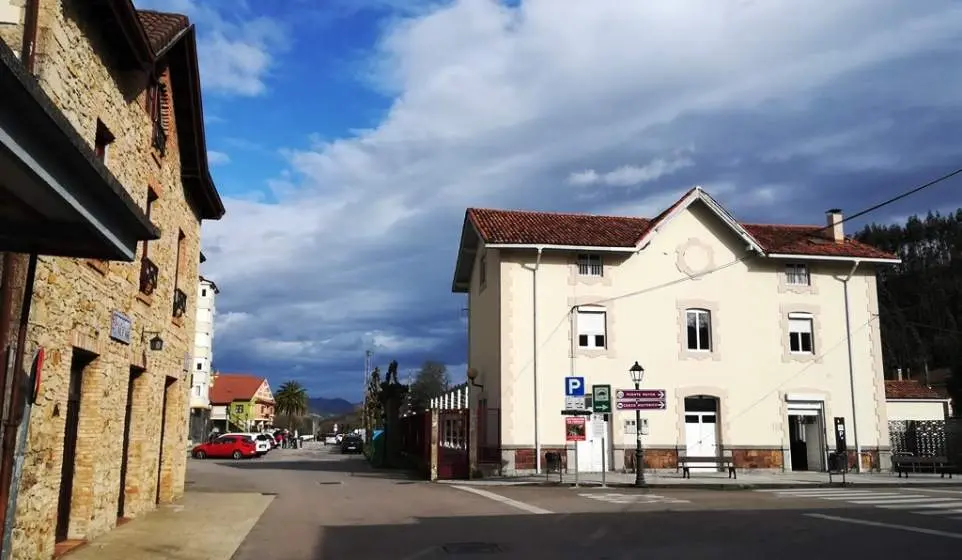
[629,361,647,487]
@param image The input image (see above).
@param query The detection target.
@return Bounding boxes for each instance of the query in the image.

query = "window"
[201,288,208,297]
[94,119,114,162]
[142,188,158,257]
[786,264,810,286]
[196,362,202,370]
[788,312,814,353]
[577,254,603,276]
[479,254,486,287]
[576,307,606,348]
[146,78,169,155]
[193,386,201,397]
[234,404,244,413]
[686,309,712,351]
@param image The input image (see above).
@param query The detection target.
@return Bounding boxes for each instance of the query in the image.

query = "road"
[186,447,962,559]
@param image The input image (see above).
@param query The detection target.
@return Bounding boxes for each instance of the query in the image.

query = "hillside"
[308,397,357,417]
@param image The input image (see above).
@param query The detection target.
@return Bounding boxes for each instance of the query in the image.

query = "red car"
[192,435,258,460]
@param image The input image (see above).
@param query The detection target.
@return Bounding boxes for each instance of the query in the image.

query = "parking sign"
[564,377,585,397]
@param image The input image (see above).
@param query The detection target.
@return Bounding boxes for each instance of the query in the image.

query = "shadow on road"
[218,455,422,481]
[313,507,961,559]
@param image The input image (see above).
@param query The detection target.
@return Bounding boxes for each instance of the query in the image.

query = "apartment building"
[0,2,224,558]
[188,274,219,443]
[452,187,899,476]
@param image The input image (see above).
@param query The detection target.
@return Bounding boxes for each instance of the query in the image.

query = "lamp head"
[467,367,479,381]
[629,361,645,384]
[149,335,164,352]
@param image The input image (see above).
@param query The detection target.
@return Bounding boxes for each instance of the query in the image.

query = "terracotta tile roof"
[468,208,650,247]
[136,10,190,54]
[885,380,950,400]
[466,190,898,259]
[209,374,267,404]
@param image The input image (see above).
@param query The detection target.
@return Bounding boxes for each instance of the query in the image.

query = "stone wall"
[10,2,202,558]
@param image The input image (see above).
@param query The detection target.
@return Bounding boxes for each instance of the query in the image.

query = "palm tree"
[274,380,308,429]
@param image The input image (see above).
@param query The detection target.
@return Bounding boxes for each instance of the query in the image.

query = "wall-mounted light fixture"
[467,367,484,391]
[142,330,164,351]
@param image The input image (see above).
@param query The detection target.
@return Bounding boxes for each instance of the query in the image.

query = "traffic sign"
[616,400,667,411]
[616,389,665,400]
[565,377,585,397]
[564,396,586,411]
[591,384,611,413]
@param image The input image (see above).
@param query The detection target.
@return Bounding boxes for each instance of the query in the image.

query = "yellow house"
[452,187,900,476]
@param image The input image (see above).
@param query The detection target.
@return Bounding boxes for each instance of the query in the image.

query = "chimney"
[825,208,844,242]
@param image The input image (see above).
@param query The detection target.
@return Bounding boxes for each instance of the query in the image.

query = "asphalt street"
[185,447,962,559]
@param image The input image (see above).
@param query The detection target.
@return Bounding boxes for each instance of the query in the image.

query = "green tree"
[409,360,450,410]
[274,380,308,429]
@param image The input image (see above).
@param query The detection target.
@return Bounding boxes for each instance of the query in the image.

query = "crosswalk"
[757,488,962,520]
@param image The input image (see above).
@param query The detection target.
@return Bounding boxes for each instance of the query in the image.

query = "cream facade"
[1,3,224,558]
[188,276,218,442]
[454,188,900,475]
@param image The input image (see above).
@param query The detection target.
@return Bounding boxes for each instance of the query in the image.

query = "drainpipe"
[532,247,544,474]
[841,259,862,472]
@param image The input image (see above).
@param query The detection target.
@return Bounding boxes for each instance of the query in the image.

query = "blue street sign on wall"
[565,377,585,397]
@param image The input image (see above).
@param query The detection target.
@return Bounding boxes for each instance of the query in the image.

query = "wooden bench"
[892,455,956,478]
[678,456,736,479]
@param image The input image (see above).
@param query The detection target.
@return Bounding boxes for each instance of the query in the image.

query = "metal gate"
[437,409,469,480]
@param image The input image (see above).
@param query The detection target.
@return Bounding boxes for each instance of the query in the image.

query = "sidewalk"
[440,470,962,489]
[65,492,273,560]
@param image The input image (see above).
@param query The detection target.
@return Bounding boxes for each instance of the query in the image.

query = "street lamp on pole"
[629,361,647,487]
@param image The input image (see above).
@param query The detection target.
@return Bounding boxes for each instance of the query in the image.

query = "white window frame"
[785,263,810,286]
[576,306,607,349]
[577,254,603,277]
[685,308,712,351]
[788,312,814,354]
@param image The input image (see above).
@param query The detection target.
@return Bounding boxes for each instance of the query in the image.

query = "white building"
[452,187,901,476]
[188,275,219,442]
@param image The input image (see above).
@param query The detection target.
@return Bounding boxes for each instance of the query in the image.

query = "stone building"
[0,2,224,558]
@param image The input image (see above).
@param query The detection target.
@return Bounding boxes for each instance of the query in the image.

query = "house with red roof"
[452,186,902,477]
[209,374,276,433]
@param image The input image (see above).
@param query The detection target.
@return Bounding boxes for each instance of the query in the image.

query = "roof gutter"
[484,243,636,253]
[109,0,156,70]
[767,253,900,264]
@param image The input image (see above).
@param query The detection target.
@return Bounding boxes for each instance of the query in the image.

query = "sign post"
[564,377,586,411]
[830,416,848,485]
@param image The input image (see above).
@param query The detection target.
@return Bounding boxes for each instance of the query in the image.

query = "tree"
[408,360,450,410]
[855,209,962,412]
[274,380,308,429]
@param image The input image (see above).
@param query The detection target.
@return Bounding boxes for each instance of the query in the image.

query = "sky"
[134,0,962,400]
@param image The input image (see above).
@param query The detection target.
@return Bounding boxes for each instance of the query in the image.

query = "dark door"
[117,369,141,518]
[56,353,86,542]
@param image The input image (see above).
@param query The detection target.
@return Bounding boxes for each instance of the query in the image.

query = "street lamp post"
[629,361,647,487]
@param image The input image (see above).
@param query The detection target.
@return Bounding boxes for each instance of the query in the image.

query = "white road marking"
[806,513,962,539]
[451,485,553,515]
[847,495,936,504]
[757,488,962,519]
[880,501,962,510]
[916,489,962,495]
[821,493,911,500]
[919,509,962,515]
[578,493,690,505]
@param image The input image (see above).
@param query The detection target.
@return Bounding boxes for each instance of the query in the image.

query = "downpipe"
[841,260,862,472]
[532,247,543,474]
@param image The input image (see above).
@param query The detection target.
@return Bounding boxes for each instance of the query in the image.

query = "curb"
[440,480,962,491]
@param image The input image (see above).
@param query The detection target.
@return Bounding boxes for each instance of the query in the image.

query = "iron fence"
[888,420,946,456]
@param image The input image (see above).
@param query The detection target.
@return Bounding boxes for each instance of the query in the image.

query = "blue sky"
[135,0,962,400]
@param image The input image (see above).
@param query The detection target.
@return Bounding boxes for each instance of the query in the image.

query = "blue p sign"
[565,377,585,396]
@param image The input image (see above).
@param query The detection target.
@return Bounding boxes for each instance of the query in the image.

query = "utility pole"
[363,350,372,438]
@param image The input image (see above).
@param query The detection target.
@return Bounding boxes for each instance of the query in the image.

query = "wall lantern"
[143,330,164,352]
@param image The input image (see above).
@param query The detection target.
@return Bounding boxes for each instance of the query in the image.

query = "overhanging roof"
[0,40,159,260]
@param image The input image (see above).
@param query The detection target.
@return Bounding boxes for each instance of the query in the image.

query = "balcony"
[172,287,188,318]
[139,257,159,295]
[151,121,167,156]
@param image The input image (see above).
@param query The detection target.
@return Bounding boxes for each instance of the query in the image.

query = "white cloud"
[207,150,230,166]
[134,0,286,96]
[195,0,962,395]
[569,156,694,188]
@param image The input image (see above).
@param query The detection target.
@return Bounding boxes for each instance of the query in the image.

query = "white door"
[576,414,607,472]
[684,413,718,471]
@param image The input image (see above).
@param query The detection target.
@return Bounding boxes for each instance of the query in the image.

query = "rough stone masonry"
[1,2,206,558]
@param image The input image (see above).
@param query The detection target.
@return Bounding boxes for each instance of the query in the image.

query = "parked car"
[192,435,258,460]
[323,433,338,445]
[340,435,363,454]
[221,432,271,456]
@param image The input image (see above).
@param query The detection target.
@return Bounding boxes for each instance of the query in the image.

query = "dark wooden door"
[55,354,86,542]
[117,369,141,518]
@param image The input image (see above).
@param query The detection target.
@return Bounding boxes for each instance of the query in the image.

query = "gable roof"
[452,187,899,293]
[137,10,191,54]
[209,374,267,404]
[884,380,950,400]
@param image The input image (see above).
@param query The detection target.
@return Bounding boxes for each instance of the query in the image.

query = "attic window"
[807,237,830,244]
